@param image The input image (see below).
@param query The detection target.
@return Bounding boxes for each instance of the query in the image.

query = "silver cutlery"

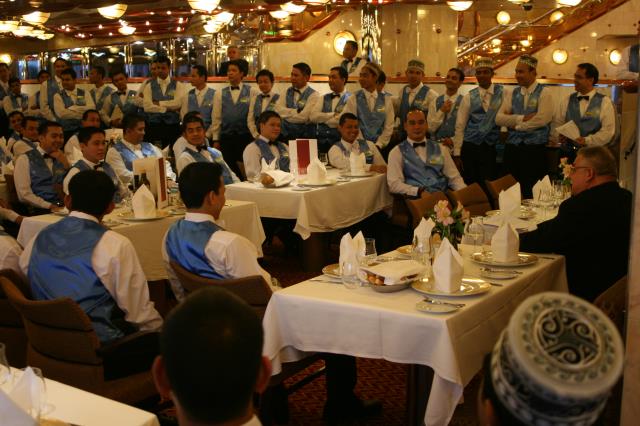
[487,282,504,287]
[422,296,465,308]
[480,267,522,274]
[310,276,342,284]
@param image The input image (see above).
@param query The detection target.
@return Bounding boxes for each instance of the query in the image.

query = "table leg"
[405,364,434,426]
[302,233,328,272]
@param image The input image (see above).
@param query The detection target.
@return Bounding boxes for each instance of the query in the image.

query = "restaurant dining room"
[0,0,638,425]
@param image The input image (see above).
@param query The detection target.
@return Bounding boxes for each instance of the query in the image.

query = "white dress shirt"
[14,146,61,209]
[309,89,349,129]
[27,92,43,118]
[11,138,38,157]
[53,87,96,121]
[341,88,395,149]
[387,138,466,196]
[39,76,63,121]
[427,92,461,137]
[161,212,272,301]
[341,57,366,76]
[275,85,320,126]
[3,94,28,115]
[550,89,616,147]
[105,139,175,186]
[20,211,163,332]
[393,83,439,116]
[328,139,386,170]
[64,133,84,164]
[247,90,283,139]
[63,157,127,197]
[210,82,258,141]
[453,84,503,156]
[176,144,240,182]
[142,76,186,114]
[496,81,554,132]
[242,136,288,179]
[0,232,22,276]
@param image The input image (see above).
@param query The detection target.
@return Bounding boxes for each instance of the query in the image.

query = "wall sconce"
[0,53,11,65]
[552,49,568,64]
[333,30,356,55]
[609,49,622,65]
[549,10,564,23]
[496,11,511,25]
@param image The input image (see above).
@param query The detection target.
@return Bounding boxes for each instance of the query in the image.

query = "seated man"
[11,116,40,157]
[2,77,29,115]
[106,113,176,187]
[162,162,269,301]
[63,127,126,202]
[328,112,386,173]
[20,170,162,344]
[387,109,465,197]
[520,146,631,302]
[6,110,25,150]
[243,110,290,179]
[173,111,211,160]
[14,121,69,213]
[152,287,270,426]
[0,200,23,273]
[478,292,623,426]
[64,109,102,164]
[175,115,239,185]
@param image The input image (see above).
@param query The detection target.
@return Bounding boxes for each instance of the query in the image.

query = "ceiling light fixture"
[549,10,564,23]
[281,2,307,14]
[98,4,127,20]
[609,49,621,65]
[304,0,330,4]
[203,19,223,33]
[188,0,221,13]
[496,11,511,25]
[22,11,50,25]
[557,0,582,6]
[0,54,11,65]
[520,39,531,47]
[446,1,473,11]
[269,10,290,19]
[118,21,136,35]
[0,21,19,33]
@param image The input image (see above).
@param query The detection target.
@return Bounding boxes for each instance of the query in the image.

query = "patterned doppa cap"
[362,62,382,78]
[406,59,425,73]
[518,54,538,68]
[491,292,624,425]
[474,57,494,70]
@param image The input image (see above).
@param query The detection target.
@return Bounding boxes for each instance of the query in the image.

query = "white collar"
[37,146,48,157]
[407,137,427,144]
[65,87,78,95]
[408,82,424,93]
[81,157,100,168]
[122,139,143,150]
[294,85,308,93]
[479,84,494,95]
[362,88,377,97]
[577,89,597,98]
[229,82,243,89]
[341,138,356,146]
[257,135,271,144]
[444,91,460,100]
[185,212,215,223]
[522,81,539,94]
[184,143,206,152]
[194,85,209,94]
[157,76,171,85]
[69,211,100,224]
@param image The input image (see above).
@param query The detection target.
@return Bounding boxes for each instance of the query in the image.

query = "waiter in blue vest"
[39,57,69,122]
[453,57,505,185]
[340,40,366,77]
[310,66,351,153]
[2,77,29,115]
[247,69,280,140]
[53,68,96,141]
[427,68,464,153]
[101,69,143,128]
[210,59,257,179]
[88,66,113,127]
[395,59,439,141]
[181,65,215,137]
[552,63,615,162]
[0,62,11,138]
[496,55,554,198]
[276,62,319,142]
[142,56,185,148]
[28,70,50,123]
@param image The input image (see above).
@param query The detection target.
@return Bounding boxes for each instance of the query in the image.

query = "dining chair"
[236,161,247,181]
[594,275,627,336]
[485,174,517,209]
[447,183,492,217]
[3,174,28,216]
[0,277,158,405]
[404,191,448,229]
[0,269,30,367]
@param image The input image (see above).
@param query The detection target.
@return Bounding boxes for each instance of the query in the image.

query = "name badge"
[239,96,249,104]
[429,154,444,165]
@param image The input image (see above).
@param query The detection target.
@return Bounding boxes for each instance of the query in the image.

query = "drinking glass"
[465,216,484,252]
[0,343,11,388]
[538,189,554,220]
[28,367,46,420]
[362,238,377,265]
[341,259,360,290]
[553,180,565,207]
[318,152,329,166]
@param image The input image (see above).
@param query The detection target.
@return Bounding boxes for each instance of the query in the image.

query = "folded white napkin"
[499,182,521,216]
[7,367,43,425]
[360,260,427,285]
[532,175,553,202]
[259,159,293,187]
[306,158,327,184]
[432,238,464,293]
[491,221,520,262]
[261,158,276,172]
[414,217,435,247]
[132,184,156,218]
[339,231,365,274]
[349,152,366,175]
[556,120,581,141]
[0,389,36,426]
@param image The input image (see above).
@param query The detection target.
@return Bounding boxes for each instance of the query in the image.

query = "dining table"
[262,245,568,426]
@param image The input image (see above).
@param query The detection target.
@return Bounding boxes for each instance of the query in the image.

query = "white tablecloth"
[16,200,266,281]
[262,248,568,426]
[225,169,393,239]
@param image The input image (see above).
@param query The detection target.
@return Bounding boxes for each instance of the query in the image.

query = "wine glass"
[465,216,484,253]
[538,189,554,220]
[318,153,329,167]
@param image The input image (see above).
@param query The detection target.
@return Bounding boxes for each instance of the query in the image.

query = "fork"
[422,296,465,308]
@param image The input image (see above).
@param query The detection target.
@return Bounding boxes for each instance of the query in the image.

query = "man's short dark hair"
[154,56,172,67]
[182,110,202,123]
[256,69,274,83]
[339,112,358,126]
[228,59,248,77]
[92,66,106,79]
[8,111,24,121]
[377,70,386,85]
[53,57,68,66]
[8,77,20,86]
[182,115,205,133]
[78,126,105,144]
[448,67,465,82]
[258,110,281,126]
[331,66,348,82]
[179,162,224,208]
[110,68,128,79]
[160,287,263,424]
[82,109,100,122]
[69,170,115,217]
[0,63,8,70]
[122,113,146,131]
[578,62,599,85]
[24,116,40,128]
[293,62,311,77]
[37,69,50,79]
[345,40,358,51]
[192,64,208,79]
[39,120,62,136]
[61,68,77,79]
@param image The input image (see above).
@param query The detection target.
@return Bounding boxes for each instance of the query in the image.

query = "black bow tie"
[260,94,270,98]
[118,91,127,96]
[196,145,207,152]
[93,162,104,170]
[331,93,341,98]
[293,88,301,94]
[412,142,426,148]
[230,86,240,91]
[577,95,589,101]
[346,59,353,63]
[42,153,53,160]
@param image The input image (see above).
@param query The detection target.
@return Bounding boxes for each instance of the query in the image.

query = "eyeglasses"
[570,166,592,175]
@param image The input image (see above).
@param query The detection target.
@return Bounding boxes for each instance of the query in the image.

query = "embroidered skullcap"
[362,62,382,78]
[518,54,538,69]
[474,57,494,70]
[406,59,425,73]
[490,292,623,425]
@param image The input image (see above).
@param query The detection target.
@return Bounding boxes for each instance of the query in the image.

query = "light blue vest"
[9,93,28,110]
[108,90,140,117]
[341,57,363,73]
[281,86,317,140]
[148,79,180,125]
[184,147,234,185]
[28,216,127,343]
[165,219,224,280]
[254,139,290,172]
[73,160,122,203]
[398,85,430,124]
[252,93,280,126]
[565,92,605,138]
[317,92,350,147]
[59,88,87,133]
[355,90,386,143]
[434,95,462,140]
[90,86,113,112]
[333,139,374,164]
[111,141,157,171]
[463,85,504,145]
[506,84,550,146]
[187,87,216,129]
[25,149,66,203]
[399,140,448,192]
[221,85,251,136]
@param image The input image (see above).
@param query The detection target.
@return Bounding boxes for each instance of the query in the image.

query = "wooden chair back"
[236,161,247,181]
[485,174,517,209]
[0,269,30,367]
[405,191,448,229]
[594,275,628,336]
[447,183,492,217]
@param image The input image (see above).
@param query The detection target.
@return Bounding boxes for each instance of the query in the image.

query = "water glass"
[412,236,430,265]
[0,343,11,388]
[318,152,329,166]
[362,238,377,265]
[465,216,485,252]
[23,367,46,420]
[341,260,360,290]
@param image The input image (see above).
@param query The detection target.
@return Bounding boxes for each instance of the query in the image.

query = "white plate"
[480,268,521,280]
[52,208,69,216]
[485,209,536,220]
[370,282,411,293]
[396,245,412,256]
[297,178,337,187]
[342,172,374,178]
[471,252,538,267]
[411,277,491,297]
[117,210,170,221]
[322,263,341,278]
[416,300,460,314]
[291,186,312,191]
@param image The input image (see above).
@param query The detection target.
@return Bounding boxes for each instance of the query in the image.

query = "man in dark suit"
[520,146,631,301]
